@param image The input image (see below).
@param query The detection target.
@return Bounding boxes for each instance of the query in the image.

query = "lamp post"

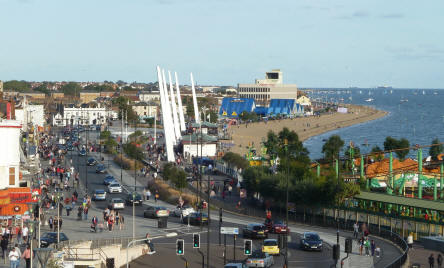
[38,199,41,248]
[30,224,34,268]
[132,192,136,240]
[56,192,60,244]
[284,139,289,268]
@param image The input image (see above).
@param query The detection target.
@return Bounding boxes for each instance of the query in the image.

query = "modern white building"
[181,134,218,158]
[0,120,21,189]
[238,69,298,105]
[52,105,117,126]
[132,102,158,119]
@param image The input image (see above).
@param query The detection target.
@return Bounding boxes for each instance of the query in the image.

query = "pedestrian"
[430,254,435,268]
[146,189,151,201]
[92,216,98,233]
[359,237,364,255]
[8,247,20,268]
[84,206,89,220]
[22,226,28,244]
[21,245,32,268]
[407,232,414,249]
[371,240,376,256]
[353,222,359,239]
[1,236,8,259]
[77,206,83,220]
[438,254,443,268]
[143,189,147,202]
[120,215,125,230]
[154,191,159,203]
[364,238,370,256]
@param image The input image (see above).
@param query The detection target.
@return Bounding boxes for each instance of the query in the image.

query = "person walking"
[1,236,8,259]
[438,254,443,268]
[8,247,20,268]
[146,189,151,201]
[22,226,28,245]
[407,232,414,249]
[353,222,359,239]
[83,206,89,220]
[21,245,32,268]
[154,191,159,203]
[371,240,376,256]
[364,238,370,256]
[119,215,125,230]
[429,254,435,268]
[359,237,364,256]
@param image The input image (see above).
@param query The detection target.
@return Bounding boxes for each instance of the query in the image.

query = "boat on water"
[400,99,408,103]
[377,85,393,89]
[365,98,374,102]
[422,90,426,95]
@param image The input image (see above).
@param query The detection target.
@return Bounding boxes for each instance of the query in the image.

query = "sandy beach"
[226,104,388,156]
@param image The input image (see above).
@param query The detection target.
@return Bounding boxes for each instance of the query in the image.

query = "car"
[144,206,170,218]
[243,224,268,239]
[67,145,74,151]
[182,212,209,225]
[125,193,143,205]
[87,157,97,166]
[300,232,323,251]
[271,220,289,234]
[246,251,274,268]
[40,232,69,248]
[95,164,106,174]
[93,189,107,201]
[173,205,195,217]
[78,149,86,156]
[109,198,125,210]
[224,263,247,268]
[107,183,122,193]
[103,175,116,185]
[262,239,279,255]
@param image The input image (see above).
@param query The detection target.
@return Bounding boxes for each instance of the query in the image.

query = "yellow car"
[262,239,280,255]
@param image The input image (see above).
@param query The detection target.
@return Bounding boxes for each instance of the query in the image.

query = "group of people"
[0,224,33,268]
[428,253,443,268]
[101,208,125,232]
[353,222,380,257]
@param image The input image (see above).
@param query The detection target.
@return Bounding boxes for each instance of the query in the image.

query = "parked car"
[225,263,247,268]
[262,239,279,255]
[103,176,116,185]
[182,212,209,225]
[242,224,268,239]
[93,189,107,201]
[144,206,170,218]
[40,232,69,248]
[125,193,143,205]
[78,149,86,156]
[87,157,97,166]
[300,232,323,251]
[109,198,125,210]
[95,164,106,174]
[173,205,195,217]
[107,183,122,193]
[246,251,273,268]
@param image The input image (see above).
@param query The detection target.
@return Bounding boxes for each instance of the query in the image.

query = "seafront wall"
[228,104,387,156]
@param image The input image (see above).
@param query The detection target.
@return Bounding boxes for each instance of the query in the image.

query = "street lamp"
[38,199,42,248]
[29,225,34,268]
[132,192,136,240]
[284,139,289,268]
[56,192,61,244]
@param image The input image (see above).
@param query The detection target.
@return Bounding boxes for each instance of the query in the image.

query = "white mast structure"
[174,72,186,132]
[162,69,177,145]
[157,66,175,162]
[190,73,200,124]
[168,71,181,141]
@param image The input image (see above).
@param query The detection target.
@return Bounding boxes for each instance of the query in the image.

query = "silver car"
[246,251,274,268]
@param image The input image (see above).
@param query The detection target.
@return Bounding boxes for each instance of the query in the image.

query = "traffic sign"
[221,227,239,235]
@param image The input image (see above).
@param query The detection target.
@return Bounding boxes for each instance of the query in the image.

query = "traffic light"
[244,240,252,255]
[193,233,200,248]
[176,239,184,255]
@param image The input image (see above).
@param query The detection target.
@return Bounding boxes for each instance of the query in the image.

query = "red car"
[271,220,290,234]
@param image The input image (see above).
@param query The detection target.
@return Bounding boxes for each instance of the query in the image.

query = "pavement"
[407,242,444,268]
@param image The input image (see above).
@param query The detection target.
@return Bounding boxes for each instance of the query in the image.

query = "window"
[9,167,15,185]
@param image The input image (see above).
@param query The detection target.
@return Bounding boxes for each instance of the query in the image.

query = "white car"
[173,205,195,217]
[109,198,125,210]
[107,183,122,193]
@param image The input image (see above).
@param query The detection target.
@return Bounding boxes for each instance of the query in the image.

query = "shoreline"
[226,104,388,156]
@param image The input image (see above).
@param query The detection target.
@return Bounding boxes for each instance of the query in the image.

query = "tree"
[430,138,443,161]
[123,143,144,161]
[383,136,398,151]
[3,80,31,92]
[112,96,138,121]
[345,145,360,159]
[322,135,344,161]
[104,138,118,154]
[222,152,249,170]
[371,146,384,161]
[34,83,50,95]
[100,130,111,140]
[396,138,410,161]
[61,82,82,97]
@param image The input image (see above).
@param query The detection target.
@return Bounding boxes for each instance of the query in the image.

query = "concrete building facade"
[238,69,298,105]
[138,91,160,102]
[52,105,117,126]
[0,120,21,189]
[132,102,158,119]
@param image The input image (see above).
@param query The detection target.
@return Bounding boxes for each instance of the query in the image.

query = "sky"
[0,0,443,88]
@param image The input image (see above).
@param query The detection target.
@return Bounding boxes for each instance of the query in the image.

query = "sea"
[303,88,444,160]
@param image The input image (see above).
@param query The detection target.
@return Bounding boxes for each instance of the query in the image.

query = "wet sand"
[226,104,388,155]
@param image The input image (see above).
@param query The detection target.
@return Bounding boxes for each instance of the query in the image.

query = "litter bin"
[158,217,168,228]
[411,264,420,268]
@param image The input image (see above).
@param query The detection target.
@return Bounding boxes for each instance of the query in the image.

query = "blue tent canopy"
[219,97,256,118]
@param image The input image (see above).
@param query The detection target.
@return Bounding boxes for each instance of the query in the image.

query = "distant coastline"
[227,104,388,156]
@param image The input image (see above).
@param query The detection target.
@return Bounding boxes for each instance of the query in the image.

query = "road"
[48,127,401,268]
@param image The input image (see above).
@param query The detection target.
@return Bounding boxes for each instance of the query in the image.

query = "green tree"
[100,130,111,140]
[3,80,31,92]
[430,138,443,161]
[396,138,410,161]
[123,143,144,161]
[112,96,138,121]
[383,136,398,151]
[61,82,82,97]
[222,152,249,170]
[104,138,118,154]
[322,135,344,161]
[34,83,50,95]
[370,146,384,161]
